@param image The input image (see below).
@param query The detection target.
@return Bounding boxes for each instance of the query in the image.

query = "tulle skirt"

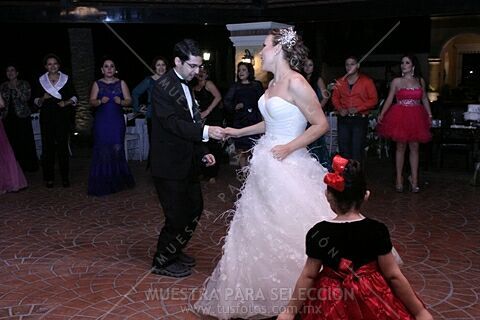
[302,258,415,320]
[377,104,431,143]
[0,121,27,194]
[194,134,336,319]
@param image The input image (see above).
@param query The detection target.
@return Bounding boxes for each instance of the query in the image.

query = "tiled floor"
[0,150,479,319]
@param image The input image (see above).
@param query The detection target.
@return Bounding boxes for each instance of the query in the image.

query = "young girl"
[278,155,433,320]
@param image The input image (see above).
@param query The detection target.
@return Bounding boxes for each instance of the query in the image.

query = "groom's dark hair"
[173,39,201,62]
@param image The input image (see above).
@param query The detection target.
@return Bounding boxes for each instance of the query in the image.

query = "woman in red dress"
[278,156,432,320]
[377,54,432,193]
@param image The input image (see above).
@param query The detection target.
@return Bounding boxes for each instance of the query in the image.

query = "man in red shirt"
[332,56,378,162]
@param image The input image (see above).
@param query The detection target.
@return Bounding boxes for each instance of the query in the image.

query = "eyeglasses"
[184,61,202,70]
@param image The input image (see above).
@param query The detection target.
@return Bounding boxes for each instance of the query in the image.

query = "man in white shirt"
[150,39,224,277]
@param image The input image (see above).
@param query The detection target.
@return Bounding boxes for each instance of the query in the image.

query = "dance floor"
[0,150,479,319]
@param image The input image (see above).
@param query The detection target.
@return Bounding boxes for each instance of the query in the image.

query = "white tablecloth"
[125,118,149,160]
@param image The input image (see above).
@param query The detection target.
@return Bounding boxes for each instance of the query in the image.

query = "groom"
[150,39,224,277]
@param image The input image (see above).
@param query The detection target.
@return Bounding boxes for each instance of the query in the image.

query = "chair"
[124,114,141,161]
[326,112,338,155]
[437,126,475,170]
[31,113,42,159]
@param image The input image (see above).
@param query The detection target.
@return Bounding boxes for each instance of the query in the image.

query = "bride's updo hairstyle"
[325,157,367,214]
[270,27,309,72]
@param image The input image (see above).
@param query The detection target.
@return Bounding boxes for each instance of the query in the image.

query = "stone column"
[226,22,292,88]
[68,28,95,134]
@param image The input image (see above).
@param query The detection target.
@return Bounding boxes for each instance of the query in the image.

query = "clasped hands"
[207,126,240,141]
[40,93,70,108]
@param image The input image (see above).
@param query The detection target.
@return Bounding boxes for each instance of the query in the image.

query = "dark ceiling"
[1,0,480,24]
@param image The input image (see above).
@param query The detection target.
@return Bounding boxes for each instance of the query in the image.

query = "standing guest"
[332,56,378,162]
[278,156,432,320]
[34,54,77,188]
[303,58,329,108]
[0,94,28,194]
[150,39,223,278]
[192,66,223,183]
[377,54,432,193]
[131,56,168,166]
[303,58,330,168]
[0,65,38,172]
[223,62,264,168]
[88,57,135,196]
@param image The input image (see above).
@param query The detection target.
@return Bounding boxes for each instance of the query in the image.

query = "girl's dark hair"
[151,55,168,70]
[43,53,61,66]
[327,159,367,213]
[402,53,423,85]
[236,62,255,82]
[270,28,309,72]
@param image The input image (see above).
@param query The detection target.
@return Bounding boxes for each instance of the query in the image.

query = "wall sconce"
[241,49,254,66]
[203,51,211,61]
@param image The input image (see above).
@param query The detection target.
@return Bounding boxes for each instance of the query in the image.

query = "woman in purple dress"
[87,57,135,196]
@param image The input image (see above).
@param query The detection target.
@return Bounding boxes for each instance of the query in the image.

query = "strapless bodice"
[395,87,422,106]
[258,95,307,142]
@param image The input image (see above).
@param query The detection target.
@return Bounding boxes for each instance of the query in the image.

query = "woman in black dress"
[223,62,264,168]
[192,66,223,183]
[34,54,77,188]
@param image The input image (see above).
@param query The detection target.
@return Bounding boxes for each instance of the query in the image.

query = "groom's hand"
[202,154,216,167]
[208,126,225,140]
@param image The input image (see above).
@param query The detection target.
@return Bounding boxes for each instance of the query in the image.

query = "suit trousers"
[337,116,369,162]
[152,173,203,267]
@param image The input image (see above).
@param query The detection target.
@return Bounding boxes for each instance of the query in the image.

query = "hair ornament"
[279,27,297,49]
[324,155,349,191]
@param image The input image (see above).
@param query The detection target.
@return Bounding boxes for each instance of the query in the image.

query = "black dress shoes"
[151,261,192,278]
[176,251,196,267]
[62,180,70,188]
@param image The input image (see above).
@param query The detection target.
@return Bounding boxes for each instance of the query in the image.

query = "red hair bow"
[324,155,349,191]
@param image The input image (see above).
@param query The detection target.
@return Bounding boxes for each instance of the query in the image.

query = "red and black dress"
[302,218,417,320]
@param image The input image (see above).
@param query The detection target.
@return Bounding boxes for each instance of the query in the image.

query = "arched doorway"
[434,33,480,101]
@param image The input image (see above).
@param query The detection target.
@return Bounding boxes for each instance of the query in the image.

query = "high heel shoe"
[395,177,404,193]
[408,176,420,193]
[395,184,404,193]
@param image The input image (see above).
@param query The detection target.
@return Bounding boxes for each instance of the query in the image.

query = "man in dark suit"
[150,39,224,277]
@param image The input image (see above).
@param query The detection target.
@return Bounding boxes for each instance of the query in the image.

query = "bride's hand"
[271,144,292,161]
[224,127,240,138]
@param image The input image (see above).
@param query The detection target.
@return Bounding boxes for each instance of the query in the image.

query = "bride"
[194,27,336,319]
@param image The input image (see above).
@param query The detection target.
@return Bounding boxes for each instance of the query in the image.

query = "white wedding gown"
[194,95,336,319]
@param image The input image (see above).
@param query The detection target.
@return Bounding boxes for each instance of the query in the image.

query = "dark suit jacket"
[151,69,208,179]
